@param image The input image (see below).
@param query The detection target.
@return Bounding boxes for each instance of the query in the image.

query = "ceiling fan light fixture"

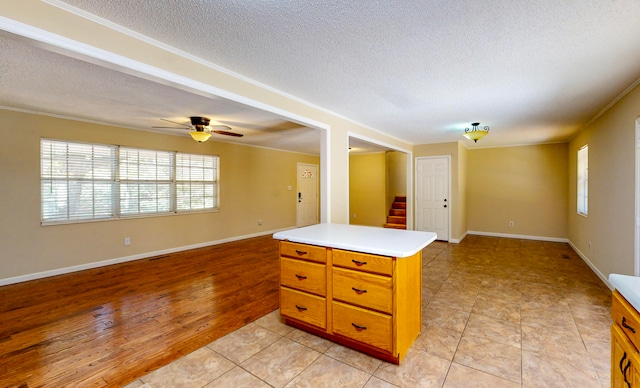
[189,131,211,142]
[463,122,489,143]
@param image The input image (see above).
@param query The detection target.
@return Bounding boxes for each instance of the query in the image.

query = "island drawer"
[332,301,392,352]
[280,287,327,329]
[332,249,393,276]
[281,257,326,296]
[332,267,392,314]
[280,241,326,263]
[612,290,640,351]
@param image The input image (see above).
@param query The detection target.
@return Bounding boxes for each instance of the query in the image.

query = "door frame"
[415,155,452,242]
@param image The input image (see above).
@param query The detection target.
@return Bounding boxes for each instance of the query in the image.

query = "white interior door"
[297,163,319,227]
[416,156,450,241]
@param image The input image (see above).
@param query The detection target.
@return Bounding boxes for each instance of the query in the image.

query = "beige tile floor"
[124,235,612,387]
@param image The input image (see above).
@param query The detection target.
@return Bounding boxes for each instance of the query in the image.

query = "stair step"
[394,196,406,203]
[384,223,406,230]
[389,209,406,216]
[387,216,406,224]
[391,202,406,209]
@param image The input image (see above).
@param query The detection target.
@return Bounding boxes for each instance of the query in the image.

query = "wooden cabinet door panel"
[280,242,326,263]
[281,257,326,296]
[280,287,326,329]
[332,249,393,275]
[333,267,392,314]
[332,301,392,352]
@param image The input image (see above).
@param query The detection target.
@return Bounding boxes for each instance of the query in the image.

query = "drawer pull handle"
[620,351,628,373]
[351,323,367,330]
[295,250,308,256]
[352,287,367,294]
[295,305,307,311]
[295,274,307,280]
[623,358,632,387]
[622,316,636,333]
[352,259,367,266]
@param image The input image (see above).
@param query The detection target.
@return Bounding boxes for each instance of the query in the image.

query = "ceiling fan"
[153,116,244,142]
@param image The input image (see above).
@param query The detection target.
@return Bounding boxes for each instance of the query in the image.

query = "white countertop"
[610,273,640,312]
[272,223,437,258]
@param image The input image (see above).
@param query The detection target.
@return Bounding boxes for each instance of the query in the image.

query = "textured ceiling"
[3,0,640,151]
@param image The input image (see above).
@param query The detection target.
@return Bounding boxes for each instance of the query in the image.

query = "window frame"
[40,138,219,225]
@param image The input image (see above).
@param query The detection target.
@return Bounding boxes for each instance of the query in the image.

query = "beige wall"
[568,84,640,277]
[349,153,387,227]
[467,143,568,239]
[0,109,319,281]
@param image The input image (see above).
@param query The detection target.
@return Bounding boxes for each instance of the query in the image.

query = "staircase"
[384,196,406,229]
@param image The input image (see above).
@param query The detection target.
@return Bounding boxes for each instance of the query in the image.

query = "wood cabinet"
[279,241,421,364]
[612,290,640,387]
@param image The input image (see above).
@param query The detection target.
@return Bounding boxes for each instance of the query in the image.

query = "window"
[120,148,174,215]
[577,145,588,216]
[41,139,117,223]
[41,139,219,224]
[176,153,218,211]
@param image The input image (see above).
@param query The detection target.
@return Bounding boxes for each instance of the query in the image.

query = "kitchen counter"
[272,223,438,258]
[610,273,640,312]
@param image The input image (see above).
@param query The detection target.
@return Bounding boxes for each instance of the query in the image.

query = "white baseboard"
[0,228,291,287]
[568,241,613,290]
[448,231,467,244]
[467,230,569,243]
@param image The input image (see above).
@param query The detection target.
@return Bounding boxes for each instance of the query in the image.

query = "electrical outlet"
[124,237,131,246]
[258,219,263,225]
[353,214,357,219]
[509,221,514,227]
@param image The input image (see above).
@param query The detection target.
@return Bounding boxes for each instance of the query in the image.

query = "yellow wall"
[467,143,568,239]
[0,109,319,280]
[568,84,640,277]
[349,153,387,226]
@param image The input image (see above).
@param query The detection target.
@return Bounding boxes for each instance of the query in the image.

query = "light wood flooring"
[1,234,612,387]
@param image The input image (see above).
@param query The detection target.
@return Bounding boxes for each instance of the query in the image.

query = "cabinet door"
[612,323,636,387]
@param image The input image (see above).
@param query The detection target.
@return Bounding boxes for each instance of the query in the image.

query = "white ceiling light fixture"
[463,122,489,143]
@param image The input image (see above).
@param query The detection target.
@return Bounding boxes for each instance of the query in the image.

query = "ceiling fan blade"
[160,118,192,127]
[213,130,244,137]
[152,126,188,129]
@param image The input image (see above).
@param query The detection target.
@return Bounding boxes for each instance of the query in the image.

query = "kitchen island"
[273,223,437,363]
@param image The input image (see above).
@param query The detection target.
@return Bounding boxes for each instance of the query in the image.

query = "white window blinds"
[176,153,219,211]
[41,139,116,222]
[119,148,174,215]
[41,139,219,224]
